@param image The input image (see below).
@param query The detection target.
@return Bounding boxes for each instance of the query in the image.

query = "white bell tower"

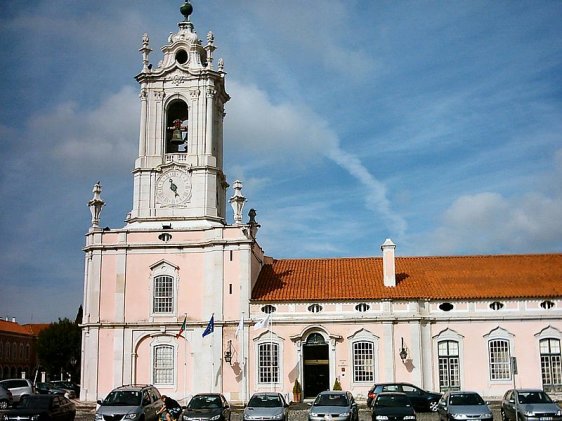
[128,1,229,228]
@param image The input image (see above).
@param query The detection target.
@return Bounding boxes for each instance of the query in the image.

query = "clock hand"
[169,179,179,197]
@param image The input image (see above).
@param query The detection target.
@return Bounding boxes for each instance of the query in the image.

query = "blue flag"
[202,315,214,337]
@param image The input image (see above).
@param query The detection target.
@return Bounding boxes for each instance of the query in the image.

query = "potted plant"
[332,378,342,390]
[292,379,302,403]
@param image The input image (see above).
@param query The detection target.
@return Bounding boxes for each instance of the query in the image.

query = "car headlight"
[375,416,389,420]
[124,414,139,420]
[481,414,492,419]
[556,410,562,417]
[522,411,534,417]
[272,414,284,420]
[95,414,104,421]
[404,416,416,420]
[210,415,221,421]
[30,416,40,421]
[310,412,320,417]
[339,412,350,418]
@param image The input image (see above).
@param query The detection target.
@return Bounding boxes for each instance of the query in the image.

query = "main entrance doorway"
[303,333,329,398]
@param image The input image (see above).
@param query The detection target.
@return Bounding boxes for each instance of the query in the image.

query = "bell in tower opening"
[166,99,188,153]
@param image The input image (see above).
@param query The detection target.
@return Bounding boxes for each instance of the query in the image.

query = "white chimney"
[381,238,396,287]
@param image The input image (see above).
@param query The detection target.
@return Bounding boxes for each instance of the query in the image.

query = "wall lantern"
[399,337,408,362]
[224,340,232,365]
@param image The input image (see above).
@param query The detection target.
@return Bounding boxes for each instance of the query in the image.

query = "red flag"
[176,315,187,339]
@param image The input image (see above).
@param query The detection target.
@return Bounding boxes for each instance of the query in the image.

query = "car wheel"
[0,400,8,409]
[430,401,439,412]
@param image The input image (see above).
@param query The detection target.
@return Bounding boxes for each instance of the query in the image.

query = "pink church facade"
[80,3,562,404]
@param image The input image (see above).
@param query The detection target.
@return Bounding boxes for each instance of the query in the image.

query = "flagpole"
[183,313,187,403]
[270,314,274,392]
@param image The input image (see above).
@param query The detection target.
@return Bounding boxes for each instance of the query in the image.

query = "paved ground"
[74,402,503,421]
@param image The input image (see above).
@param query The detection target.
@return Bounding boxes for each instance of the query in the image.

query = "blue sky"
[1,1,561,323]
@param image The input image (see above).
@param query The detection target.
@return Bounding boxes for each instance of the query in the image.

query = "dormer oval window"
[540,300,555,310]
[261,305,276,314]
[355,303,370,312]
[308,304,323,313]
[175,49,188,64]
[489,301,504,311]
[439,302,454,312]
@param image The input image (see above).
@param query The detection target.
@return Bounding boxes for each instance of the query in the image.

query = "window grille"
[353,341,374,382]
[540,338,562,391]
[438,340,460,392]
[153,345,174,385]
[153,275,173,313]
[258,343,279,384]
[355,303,370,312]
[489,339,511,380]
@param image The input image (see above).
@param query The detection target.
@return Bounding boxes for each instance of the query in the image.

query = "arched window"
[540,338,562,392]
[488,339,511,380]
[438,340,460,392]
[153,345,174,385]
[352,341,374,382]
[153,275,174,314]
[0,342,3,359]
[165,99,189,154]
[19,344,24,360]
[257,342,279,384]
[4,343,9,360]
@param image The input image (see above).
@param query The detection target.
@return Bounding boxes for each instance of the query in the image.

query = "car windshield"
[449,394,485,406]
[103,391,142,406]
[375,395,410,408]
[19,396,52,409]
[248,395,282,408]
[314,394,349,407]
[518,392,552,404]
[189,396,222,409]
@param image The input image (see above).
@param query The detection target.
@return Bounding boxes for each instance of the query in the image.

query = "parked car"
[182,393,231,421]
[0,384,14,409]
[0,394,75,421]
[371,392,416,421]
[437,391,492,421]
[308,391,359,421]
[95,384,163,421]
[243,392,288,421]
[49,381,80,398]
[367,383,441,412]
[0,379,35,404]
[35,382,76,399]
[501,389,562,421]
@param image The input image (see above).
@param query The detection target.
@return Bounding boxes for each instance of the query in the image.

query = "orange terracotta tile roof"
[24,323,52,335]
[0,319,33,335]
[252,254,562,301]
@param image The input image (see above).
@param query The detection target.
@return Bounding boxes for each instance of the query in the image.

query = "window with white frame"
[258,342,279,384]
[153,275,174,313]
[153,345,174,385]
[540,338,562,391]
[488,339,511,380]
[438,340,460,392]
[353,341,374,382]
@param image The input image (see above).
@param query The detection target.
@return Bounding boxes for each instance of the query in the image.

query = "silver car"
[244,393,288,421]
[0,379,34,404]
[437,391,492,421]
[308,391,359,421]
[0,384,14,409]
[501,389,562,421]
[95,385,163,421]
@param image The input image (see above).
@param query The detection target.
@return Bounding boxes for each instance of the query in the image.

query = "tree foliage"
[36,318,81,380]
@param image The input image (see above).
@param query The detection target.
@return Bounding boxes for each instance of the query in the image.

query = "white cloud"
[28,86,139,175]
[428,188,562,255]
[227,80,406,235]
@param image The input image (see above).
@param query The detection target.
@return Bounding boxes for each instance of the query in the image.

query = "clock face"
[156,169,192,206]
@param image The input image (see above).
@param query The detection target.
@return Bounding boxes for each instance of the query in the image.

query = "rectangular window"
[540,339,562,391]
[353,341,374,382]
[153,345,174,385]
[489,339,511,381]
[153,275,173,313]
[258,343,279,384]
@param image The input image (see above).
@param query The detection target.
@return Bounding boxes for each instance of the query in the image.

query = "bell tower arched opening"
[166,99,188,153]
